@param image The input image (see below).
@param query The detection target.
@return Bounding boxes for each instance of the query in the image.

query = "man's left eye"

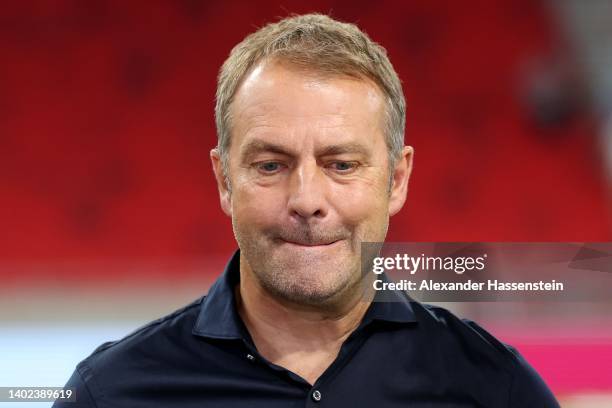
[330,161,357,172]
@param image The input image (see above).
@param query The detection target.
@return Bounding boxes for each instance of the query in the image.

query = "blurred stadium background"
[1,1,611,406]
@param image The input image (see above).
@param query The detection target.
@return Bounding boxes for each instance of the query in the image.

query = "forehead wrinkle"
[237,111,378,157]
[243,103,350,123]
[235,79,376,127]
[237,109,358,145]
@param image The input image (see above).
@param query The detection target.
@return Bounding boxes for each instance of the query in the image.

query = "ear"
[210,148,232,217]
[388,146,414,217]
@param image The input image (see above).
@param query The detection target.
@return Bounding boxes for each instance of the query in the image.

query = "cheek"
[231,182,285,229]
[331,182,389,226]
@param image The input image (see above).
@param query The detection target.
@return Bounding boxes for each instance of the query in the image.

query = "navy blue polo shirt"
[54,250,559,407]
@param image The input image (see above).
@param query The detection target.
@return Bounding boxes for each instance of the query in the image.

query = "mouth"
[279,239,342,248]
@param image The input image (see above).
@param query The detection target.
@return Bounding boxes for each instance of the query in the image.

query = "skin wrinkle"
[230,111,393,193]
[238,141,376,191]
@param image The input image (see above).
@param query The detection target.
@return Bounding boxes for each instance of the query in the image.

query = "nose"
[286,159,328,220]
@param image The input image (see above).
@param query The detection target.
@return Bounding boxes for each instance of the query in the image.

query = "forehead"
[229,61,386,149]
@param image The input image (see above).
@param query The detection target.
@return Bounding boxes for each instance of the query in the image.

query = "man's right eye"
[256,162,283,174]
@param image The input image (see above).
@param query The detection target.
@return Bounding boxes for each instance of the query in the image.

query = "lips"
[281,239,340,247]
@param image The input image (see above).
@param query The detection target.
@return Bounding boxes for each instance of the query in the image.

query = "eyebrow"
[240,139,371,160]
[317,142,370,157]
[240,140,294,161]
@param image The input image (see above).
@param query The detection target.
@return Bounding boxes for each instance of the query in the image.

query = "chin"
[281,267,357,303]
[277,284,344,306]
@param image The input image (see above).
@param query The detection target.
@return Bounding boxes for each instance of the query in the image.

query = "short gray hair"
[215,13,406,180]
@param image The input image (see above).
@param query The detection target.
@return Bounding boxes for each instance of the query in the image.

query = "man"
[55,14,559,407]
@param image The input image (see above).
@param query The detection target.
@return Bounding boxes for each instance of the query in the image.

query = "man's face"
[212,61,412,307]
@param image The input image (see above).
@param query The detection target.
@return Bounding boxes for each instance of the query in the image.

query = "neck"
[236,255,373,384]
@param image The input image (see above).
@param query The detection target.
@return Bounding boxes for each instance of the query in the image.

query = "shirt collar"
[192,249,417,340]
[362,274,418,326]
[192,250,246,339]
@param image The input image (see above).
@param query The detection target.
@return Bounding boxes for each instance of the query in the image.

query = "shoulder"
[90,296,203,357]
[413,302,516,362]
[411,302,560,407]
[77,296,205,381]
[55,296,207,407]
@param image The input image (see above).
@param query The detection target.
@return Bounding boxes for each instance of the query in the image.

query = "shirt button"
[312,390,322,402]
[246,354,255,362]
